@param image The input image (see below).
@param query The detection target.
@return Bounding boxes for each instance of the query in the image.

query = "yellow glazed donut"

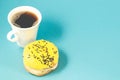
[23,39,59,76]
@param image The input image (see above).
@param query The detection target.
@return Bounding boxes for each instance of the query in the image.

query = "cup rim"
[8,6,42,30]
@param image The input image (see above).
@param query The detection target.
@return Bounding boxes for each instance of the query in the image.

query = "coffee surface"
[14,12,38,28]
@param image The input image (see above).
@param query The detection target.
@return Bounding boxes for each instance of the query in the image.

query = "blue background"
[0,0,120,80]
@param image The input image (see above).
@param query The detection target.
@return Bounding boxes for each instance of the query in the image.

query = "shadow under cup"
[7,6,42,47]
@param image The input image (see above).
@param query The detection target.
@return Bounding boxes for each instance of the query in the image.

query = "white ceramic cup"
[7,6,42,47]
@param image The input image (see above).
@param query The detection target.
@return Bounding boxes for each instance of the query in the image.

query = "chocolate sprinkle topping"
[27,40,57,68]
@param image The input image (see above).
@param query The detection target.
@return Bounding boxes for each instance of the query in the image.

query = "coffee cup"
[7,6,42,47]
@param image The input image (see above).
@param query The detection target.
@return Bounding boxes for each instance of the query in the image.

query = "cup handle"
[7,30,18,42]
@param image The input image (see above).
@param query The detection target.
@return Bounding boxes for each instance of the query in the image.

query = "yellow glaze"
[23,40,59,70]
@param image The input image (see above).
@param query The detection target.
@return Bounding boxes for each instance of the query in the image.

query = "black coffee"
[13,12,38,28]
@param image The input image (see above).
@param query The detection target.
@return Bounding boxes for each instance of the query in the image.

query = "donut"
[23,39,59,76]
